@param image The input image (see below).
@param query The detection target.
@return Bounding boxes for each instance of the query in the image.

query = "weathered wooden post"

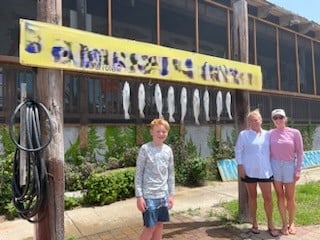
[232,0,251,222]
[35,0,65,239]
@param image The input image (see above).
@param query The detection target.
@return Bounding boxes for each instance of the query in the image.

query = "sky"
[267,0,320,24]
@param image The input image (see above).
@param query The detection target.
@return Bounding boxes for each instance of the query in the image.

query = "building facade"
[1,0,320,154]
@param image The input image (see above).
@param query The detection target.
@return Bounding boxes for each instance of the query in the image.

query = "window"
[0,0,36,56]
[250,94,270,119]
[112,0,156,43]
[88,77,122,116]
[315,42,320,95]
[160,0,196,52]
[63,0,108,35]
[0,68,3,111]
[256,21,277,90]
[64,74,80,113]
[88,78,103,114]
[248,18,255,65]
[101,78,121,115]
[298,36,314,94]
[16,69,35,102]
[279,30,297,92]
[198,1,228,58]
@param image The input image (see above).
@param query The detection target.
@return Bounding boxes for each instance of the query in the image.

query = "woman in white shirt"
[235,109,278,237]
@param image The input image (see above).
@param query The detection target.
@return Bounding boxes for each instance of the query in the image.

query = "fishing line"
[9,99,53,223]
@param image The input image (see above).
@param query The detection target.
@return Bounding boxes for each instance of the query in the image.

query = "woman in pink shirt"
[269,109,304,235]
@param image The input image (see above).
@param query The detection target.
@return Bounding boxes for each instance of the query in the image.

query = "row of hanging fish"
[122,81,232,124]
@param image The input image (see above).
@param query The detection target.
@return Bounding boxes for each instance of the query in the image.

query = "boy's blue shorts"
[142,197,170,228]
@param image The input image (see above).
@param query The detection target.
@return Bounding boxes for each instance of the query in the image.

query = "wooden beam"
[232,0,250,223]
[257,5,272,19]
[279,15,300,27]
[314,30,320,39]
[35,1,64,240]
[298,22,314,34]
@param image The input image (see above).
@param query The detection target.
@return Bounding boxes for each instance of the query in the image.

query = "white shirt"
[235,129,273,179]
[135,142,175,198]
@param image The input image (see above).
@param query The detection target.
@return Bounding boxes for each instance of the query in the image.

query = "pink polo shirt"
[269,127,304,173]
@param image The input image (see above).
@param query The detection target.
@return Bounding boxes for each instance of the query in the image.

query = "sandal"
[268,228,280,237]
[288,224,297,235]
[281,226,289,235]
[251,226,260,234]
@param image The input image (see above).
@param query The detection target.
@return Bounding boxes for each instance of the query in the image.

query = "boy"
[135,118,175,240]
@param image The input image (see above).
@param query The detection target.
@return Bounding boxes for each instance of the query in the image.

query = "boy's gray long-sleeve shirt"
[135,142,175,199]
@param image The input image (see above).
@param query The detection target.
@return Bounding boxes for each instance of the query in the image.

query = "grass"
[221,181,320,226]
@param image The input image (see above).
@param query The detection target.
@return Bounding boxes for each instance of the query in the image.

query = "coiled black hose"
[9,99,53,222]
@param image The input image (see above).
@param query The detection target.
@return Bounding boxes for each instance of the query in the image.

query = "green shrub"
[87,127,105,161]
[207,131,235,180]
[65,127,105,166]
[175,157,207,186]
[105,126,136,160]
[115,169,135,200]
[0,127,15,154]
[119,146,139,168]
[83,167,135,205]
[0,153,14,216]
[295,125,316,151]
[106,157,122,170]
[65,137,83,165]
[168,134,207,186]
[64,165,83,191]
[65,196,82,210]
[4,202,18,220]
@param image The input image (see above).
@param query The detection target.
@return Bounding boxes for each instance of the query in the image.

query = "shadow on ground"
[163,218,243,239]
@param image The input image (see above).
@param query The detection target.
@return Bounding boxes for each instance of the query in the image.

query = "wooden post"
[35,1,65,239]
[78,0,89,152]
[232,0,251,223]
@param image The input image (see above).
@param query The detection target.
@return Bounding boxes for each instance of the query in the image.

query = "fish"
[138,83,145,118]
[122,81,130,119]
[167,86,175,122]
[180,87,187,124]
[154,83,163,119]
[216,90,223,122]
[193,88,200,125]
[203,89,210,122]
[226,91,232,120]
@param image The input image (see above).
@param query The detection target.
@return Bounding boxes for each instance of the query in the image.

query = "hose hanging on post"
[9,99,53,223]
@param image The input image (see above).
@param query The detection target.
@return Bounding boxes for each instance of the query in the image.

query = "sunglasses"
[273,115,284,120]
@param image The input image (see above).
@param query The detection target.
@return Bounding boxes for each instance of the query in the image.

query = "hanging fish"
[138,83,146,118]
[226,91,232,120]
[203,89,210,122]
[167,86,175,122]
[122,81,130,119]
[216,90,223,122]
[180,87,187,124]
[154,83,163,119]
[193,88,200,125]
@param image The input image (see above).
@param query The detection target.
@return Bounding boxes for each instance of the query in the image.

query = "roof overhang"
[244,0,320,40]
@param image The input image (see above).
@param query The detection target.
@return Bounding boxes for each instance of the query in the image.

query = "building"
[1,0,320,155]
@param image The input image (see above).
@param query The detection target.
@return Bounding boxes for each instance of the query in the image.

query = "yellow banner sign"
[20,19,262,91]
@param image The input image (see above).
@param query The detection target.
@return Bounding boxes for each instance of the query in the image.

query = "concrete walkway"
[0,167,319,240]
